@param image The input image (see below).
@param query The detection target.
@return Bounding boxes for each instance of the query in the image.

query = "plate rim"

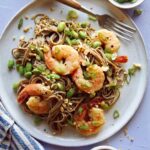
[0,0,148,147]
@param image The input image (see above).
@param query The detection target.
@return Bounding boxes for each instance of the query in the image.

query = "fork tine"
[104,24,132,39]
[107,19,134,35]
[104,26,131,41]
[108,17,136,32]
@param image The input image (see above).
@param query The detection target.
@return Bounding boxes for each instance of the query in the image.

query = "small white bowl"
[108,0,144,9]
[91,145,117,150]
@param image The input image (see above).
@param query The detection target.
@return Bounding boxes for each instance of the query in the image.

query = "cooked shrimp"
[26,96,49,114]
[72,64,105,94]
[44,45,80,75]
[74,104,105,136]
[17,84,51,104]
[98,29,120,53]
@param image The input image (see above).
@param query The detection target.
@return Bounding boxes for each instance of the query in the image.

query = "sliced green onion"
[79,125,89,130]
[134,9,143,16]
[34,116,43,126]
[113,110,120,119]
[78,107,83,114]
[67,88,75,98]
[18,18,23,29]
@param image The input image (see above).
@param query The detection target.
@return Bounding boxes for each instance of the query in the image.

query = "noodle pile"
[12,14,128,134]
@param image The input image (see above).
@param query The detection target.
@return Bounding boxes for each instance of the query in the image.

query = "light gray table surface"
[0,0,149,150]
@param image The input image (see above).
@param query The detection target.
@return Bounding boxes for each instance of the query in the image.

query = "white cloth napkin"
[0,101,44,150]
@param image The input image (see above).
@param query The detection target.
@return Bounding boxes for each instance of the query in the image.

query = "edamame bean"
[57,22,66,32]
[80,22,89,28]
[47,73,60,79]
[71,30,78,39]
[18,66,25,76]
[25,62,32,72]
[24,72,32,79]
[57,83,65,91]
[65,37,72,45]
[32,68,41,75]
[13,82,20,92]
[64,28,71,36]
[79,31,87,39]
[8,60,15,70]
[71,39,80,45]
[92,41,101,48]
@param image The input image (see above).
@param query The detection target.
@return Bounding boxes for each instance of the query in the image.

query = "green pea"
[8,60,15,70]
[37,65,46,72]
[79,31,87,39]
[57,22,66,32]
[71,39,80,45]
[65,37,72,45]
[64,28,71,36]
[18,66,25,76]
[25,62,32,72]
[57,83,65,91]
[71,30,78,39]
[32,68,41,75]
[67,88,75,98]
[24,72,32,79]
[92,41,101,48]
[80,22,89,28]
[13,82,20,92]
[47,73,60,79]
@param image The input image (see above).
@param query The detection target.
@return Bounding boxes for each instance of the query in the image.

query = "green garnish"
[133,9,143,16]
[32,68,41,75]
[65,36,72,45]
[78,107,83,114]
[88,15,97,21]
[8,59,15,70]
[92,41,101,48]
[127,64,141,82]
[67,119,74,126]
[100,101,110,110]
[71,30,79,39]
[113,110,120,119]
[79,31,87,39]
[80,22,89,28]
[67,88,75,98]
[57,83,65,91]
[79,125,89,130]
[18,18,23,29]
[92,121,101,127]
[34,116,43,126]
[67,10,78,20]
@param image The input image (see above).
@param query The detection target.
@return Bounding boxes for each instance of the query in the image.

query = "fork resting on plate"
[56,0,136,41]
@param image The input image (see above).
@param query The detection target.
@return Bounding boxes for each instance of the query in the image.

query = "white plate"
[0,0,148,147]
[108,0,144,9]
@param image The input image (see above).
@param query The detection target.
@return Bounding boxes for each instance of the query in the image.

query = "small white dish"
[108,0,144,9]
[91,145,117,150]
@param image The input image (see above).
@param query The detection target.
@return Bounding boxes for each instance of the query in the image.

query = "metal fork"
[56,0,136,41]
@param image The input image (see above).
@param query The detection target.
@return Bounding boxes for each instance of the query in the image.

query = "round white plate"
[0,0,148,147]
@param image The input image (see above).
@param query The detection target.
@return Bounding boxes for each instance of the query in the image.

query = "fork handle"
[56,0,81,9]
[56,0,97,17]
